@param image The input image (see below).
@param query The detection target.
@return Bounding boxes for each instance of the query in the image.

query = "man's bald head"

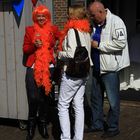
[89,1,106,24]
[90,1,105,12]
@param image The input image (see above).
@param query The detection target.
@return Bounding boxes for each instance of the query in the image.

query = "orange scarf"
[33,22,54,95]
[58,19,90,49]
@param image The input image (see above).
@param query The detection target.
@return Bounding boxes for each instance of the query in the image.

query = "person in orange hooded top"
[23,5,59,140]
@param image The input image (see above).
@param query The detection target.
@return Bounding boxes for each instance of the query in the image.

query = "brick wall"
[53,0,68,29]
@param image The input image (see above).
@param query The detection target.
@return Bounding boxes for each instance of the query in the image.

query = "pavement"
[0,100,140,140]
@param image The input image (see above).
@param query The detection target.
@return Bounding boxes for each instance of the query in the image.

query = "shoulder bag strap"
[74,29,82,47]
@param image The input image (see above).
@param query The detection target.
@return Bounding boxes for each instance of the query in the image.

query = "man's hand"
[91,40,99,48]
[54,50,59,58]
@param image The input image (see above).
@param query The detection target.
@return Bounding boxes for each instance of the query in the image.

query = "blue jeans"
[90,70,120,131]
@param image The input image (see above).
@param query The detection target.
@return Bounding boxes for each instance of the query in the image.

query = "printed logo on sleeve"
[115,28,125,40]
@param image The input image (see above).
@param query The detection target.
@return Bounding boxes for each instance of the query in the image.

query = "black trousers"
[25,67,49,121]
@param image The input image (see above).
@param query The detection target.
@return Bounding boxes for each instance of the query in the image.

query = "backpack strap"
[74,29,82,47]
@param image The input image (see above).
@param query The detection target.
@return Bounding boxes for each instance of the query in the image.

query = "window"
[68,0,86,6]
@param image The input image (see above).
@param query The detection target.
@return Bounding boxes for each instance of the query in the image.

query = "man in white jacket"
[85,1,130,138]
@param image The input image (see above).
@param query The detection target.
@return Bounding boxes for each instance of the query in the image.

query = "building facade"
[0,0,139,120]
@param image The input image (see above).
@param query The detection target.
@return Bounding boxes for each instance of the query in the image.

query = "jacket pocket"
[100,53,119,72]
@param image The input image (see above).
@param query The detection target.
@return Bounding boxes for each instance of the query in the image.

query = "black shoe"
[101,130,120,138]
[38,120,49,139]
[103,121,109,131]
[26,134,33,140]
[26,119,36,140]
[84,128,103,133]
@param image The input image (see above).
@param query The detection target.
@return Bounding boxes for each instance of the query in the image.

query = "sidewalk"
[0,100,140,140]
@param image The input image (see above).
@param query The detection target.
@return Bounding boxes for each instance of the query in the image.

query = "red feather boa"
[33,23,55,95]
[58,19,90,49]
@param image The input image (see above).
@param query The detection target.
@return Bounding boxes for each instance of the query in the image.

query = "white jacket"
[94,9,130,73]
[58,29,93,69]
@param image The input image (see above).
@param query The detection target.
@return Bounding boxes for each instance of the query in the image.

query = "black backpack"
[66,29,90,78]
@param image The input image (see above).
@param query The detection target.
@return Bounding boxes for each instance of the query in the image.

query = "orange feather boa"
[33,23,56,95]
[58,19,91,49]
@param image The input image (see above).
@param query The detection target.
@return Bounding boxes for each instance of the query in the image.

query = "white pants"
[58,73,86,140]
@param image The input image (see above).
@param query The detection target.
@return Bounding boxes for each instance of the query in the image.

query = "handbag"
[52,59,64,84]
[66,29,90,78]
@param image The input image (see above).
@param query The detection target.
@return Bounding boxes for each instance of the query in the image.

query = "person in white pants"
[58,73,86,140]
[57,5,93,140]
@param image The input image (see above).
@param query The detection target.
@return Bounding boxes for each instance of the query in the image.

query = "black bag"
[66,29,90,78]
[52,59,64,84]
